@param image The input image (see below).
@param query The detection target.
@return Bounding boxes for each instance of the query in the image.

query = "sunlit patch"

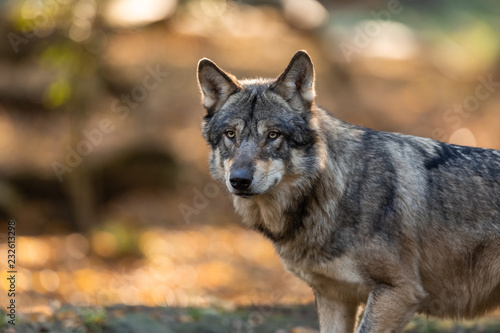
[31,271,47,294]
[39,269,60,293]
[200,0,227,17]
[7,227,315,310]
[0,273,9,291]
[91,231,118,257]
[18,237,50,268]
[65,233,90,260]
[119,285,141,305]
[139,229,172,260]
[57,271,73,299]
[74,268,101,294]
[361,21,418,60]
[282,0,328,30]
[149,285,166,306]
[167,288,189,307]
[236,233,279,267]
[17,269,33,292]
[196,261,235,288]
[104,0,177,28]
[173,265,199,289]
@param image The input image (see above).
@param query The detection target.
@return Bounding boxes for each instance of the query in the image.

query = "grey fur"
[197,51,500,333]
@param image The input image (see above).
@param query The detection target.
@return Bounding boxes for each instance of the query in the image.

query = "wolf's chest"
[281,256,370,303]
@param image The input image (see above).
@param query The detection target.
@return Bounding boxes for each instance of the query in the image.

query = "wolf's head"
[197,51,322,198]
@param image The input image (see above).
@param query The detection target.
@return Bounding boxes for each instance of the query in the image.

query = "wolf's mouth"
[233,192,258,198]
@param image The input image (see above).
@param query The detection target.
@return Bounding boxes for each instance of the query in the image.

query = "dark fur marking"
[249,94,258,120]
[325,229,350,258]
[373,162,399,237]
[270,117,316,149]
[253,223,275,242]
[324,194,364,258]
[423,143,500,228]
[370,277,395,291]
[323,146,368,258]
[361,130,400,238]
[424,143,458,170]
[425,174,447,224]
[320,130,390,259]
[468,242,487,271]
[425,142,476,170]
[373,177,398,234]
[281,192,309,240]
[254,192,310,243]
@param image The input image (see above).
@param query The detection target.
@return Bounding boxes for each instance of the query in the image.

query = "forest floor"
[3,304,500,333]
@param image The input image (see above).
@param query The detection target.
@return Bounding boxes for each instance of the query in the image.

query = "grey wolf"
[197,50,500,333]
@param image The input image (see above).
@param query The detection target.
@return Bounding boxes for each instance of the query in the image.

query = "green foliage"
[81,307,107,333]
[0,310,6,329]
[44,78,72,108]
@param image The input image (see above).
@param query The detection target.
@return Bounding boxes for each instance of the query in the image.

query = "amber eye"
[226,131,236,139]
[268,131,279,140]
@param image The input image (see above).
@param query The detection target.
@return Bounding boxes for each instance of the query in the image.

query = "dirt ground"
[4,304,500,333]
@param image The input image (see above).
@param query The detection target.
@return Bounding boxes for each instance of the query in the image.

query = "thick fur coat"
[197,51,500,333]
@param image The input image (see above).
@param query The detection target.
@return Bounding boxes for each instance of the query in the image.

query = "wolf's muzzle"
[229,169,253,190]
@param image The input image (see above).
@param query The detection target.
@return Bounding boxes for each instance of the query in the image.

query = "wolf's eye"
[268,131,280,140]
[225,131,236,139]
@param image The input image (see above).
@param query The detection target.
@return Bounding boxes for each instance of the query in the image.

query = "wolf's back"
[331,124,500,234]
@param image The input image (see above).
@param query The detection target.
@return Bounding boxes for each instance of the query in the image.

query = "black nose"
[230,169,253,190]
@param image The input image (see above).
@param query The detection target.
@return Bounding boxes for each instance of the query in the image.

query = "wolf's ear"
[271,50,315,109]
[197,59,241,114]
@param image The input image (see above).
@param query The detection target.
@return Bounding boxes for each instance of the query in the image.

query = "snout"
[229,168,253,191]
[226,158,284,196]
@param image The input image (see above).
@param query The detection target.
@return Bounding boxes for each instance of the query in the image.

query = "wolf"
[197,50,500,333]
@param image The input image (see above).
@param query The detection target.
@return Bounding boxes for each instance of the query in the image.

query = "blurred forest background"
[0,0,500,331]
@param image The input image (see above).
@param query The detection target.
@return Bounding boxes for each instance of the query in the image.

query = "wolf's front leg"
[315,293,358,333]
[356,285,426,333]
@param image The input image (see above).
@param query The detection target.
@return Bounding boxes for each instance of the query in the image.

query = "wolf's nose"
[230,169,253,190]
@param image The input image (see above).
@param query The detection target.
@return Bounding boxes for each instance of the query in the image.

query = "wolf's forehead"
[225,116,275,133]
[237,96,280,121]
[218,83,292,132]
[230,86,285,116]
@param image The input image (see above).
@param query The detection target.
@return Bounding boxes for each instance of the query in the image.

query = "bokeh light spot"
[449,127,477,147]
[39,269,60,293]
[65,233,90,260]
[91,231,118,257]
